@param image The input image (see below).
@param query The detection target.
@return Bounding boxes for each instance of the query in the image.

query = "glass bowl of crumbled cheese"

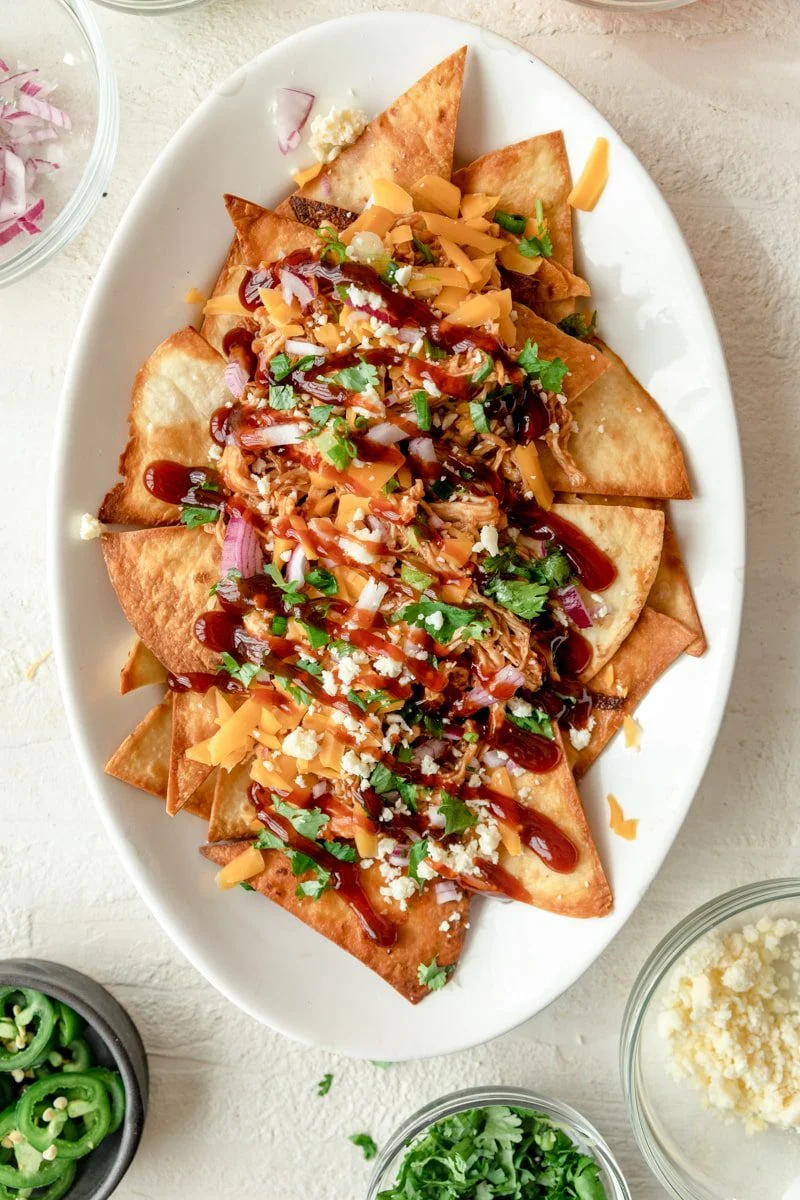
[621,879,800,1200]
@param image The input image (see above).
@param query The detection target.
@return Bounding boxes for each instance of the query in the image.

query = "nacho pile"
[95,48,703,1003]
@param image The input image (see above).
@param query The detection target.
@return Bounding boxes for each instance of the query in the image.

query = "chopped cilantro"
[412,233,434,263]
[423,336,446,361]
[407,839,429,891]
[395,600,489,645]
[331,637,354,655]
[507,708,554,739]
[254,828,331,897]
[517,340,569,394]
[315,419,357,471]
[400,562,434,591]
[269,384,296,410]
[484,544,572,592]
[217,653,259,687]
[284,680,312,707]
[494,209,526,235]
[469,400,490,434]
[558,310,598,341]
[377,1103,608,1199]
[471,354,493,385]
[518,231,553,258]
[295,878,329,900]
[264,562,304,608]
[325,840,358,863]
[301,623,329,650]
[272,798,329,840]
[438,792,477,837]
[417,956,453,992]
[306,567,338,596]
[429,477,455,500]
[396,745,414,763]
[317,1073,333,1097]
[270,351,315,381]
[309,403,336,426]
[369,763,417,811]
[239,881,256,892]
[180,505,218,529]
[349,1133,378,1161]
[463,730,479,744]
[296,658,323,679]
[484,578,550,620]
[317,224,347,264]
[382,476,400,495]
[347,690,368,712]
[270,615,288,636]
[412,390,430,431]
[382,259,401,284]
[330,360,379,393]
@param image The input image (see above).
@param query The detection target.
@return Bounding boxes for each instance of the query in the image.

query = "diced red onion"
[284,337,326,358]
[414,737,446,761]
[397,326,422,344]
[311,781,328,799]
[367,421,406,446]
[460,685,496,713]
[280,267,315,308]
[0,195,43,246]
[0,148,25,221]
[285,543,307,585]
[482,749,507,769]
[408,436,437,467]
[220,510,263,579]
[427,806,446,830]
[558,585,593,629]
[489,664,526,699]
[224,360,248,399]
[435,881,462,905]
[389,847,409,867]
[9,95,70,130]
[274,87,314,155]
[355,577,389,612]
[243,421,307,448]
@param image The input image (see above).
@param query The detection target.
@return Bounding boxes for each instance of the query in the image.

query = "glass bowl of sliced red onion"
[1,0,118,286]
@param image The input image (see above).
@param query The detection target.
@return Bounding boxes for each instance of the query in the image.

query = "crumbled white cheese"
[336,656,360,687]
[347,285,383,312]
[659,916,800,1133]
[281,728,320,760]
[308,105,367,163]
[340,749,375,779]
[380,874,416,910]
[419,754,438,777]
[568,724,592,752]
[508,697,533,719]
[79,513,103,540]
[394,264,413,287]
[321,670,338,697]
[373,654,402,678]
[475,821,501,860]
[340,537,376,565]
[425,611,444,633]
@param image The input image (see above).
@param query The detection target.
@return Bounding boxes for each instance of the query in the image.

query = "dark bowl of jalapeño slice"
[0,960,148,1199]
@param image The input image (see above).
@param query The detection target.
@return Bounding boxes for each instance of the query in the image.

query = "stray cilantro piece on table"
[317,1073,333,1097]
[370,1060,394,1068]
[407,840,429,891]
[330,359,379,392]
[558,310,598,340]
[412,390,430,431]
[395,600,489,645]
[217,653,260,688]
[417,956,453,992]
[180,504,218,529]
[438,792,477,837]
[317,224,347,264]
[517,339,569,394]
[306,567,338,596]
[269,383,296,410]
[469,400,490,434]
[507,708,554,740]
[349,1132,378,1161]
[412,233,434,263]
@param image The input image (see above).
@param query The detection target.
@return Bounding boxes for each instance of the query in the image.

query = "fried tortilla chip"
[558,493,705,655]
[289,196,357,231]
[277,47,467,217]
[224,195,319,267]
[167,689,219,815]
[494,727,611,918]
[99,328,228,527]
[567,606,695,777]
[549,502,665,679]
[119,638,167,695]
[502,260,590,313]
[101,526,221,676]
[184,769,216,822]
[539,341,692,500]
[105,695,173,798]
[513,305,609,402]
[200,839,469,1003]
[207,759,259,842]
[199,236,252,354]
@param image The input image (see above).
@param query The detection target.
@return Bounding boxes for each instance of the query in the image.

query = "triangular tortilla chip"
[105,695,173,798]
[207,759,259,842]
[513,305,609,402]
[567,606,695,777]
[549,502,665,680]
[200,839,469,1003]
[276,47,467,217]
[558,493,705,656]
[167,689,219,815]
[119,637,167,695]
[502,260,590,314]
[101,526,221,676]
[539,341,691,500]
[99,328,228,527]
[184,768,216,822]
[495,727,611,918]
[199,236,251,354]
[288,196,357,232]
[224,195,319,267]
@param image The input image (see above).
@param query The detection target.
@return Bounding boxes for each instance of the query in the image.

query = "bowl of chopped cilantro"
[366,1085,631,1200]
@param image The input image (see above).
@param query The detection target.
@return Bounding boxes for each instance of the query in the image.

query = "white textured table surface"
[2,0,798,1195]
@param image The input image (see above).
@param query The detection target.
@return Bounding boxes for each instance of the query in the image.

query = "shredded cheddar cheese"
[607,794,638,840]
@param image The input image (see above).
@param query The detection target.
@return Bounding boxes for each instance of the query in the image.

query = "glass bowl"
[564,0,696,9]
[0,0,118,287]
[366,1085,632,1199]
[90,0,213,12]
[621,879,800,1200]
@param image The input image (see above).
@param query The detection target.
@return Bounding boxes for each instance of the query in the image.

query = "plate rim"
[48,9,745,1058]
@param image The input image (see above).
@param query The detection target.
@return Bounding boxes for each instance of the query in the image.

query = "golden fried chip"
[199,236,251,354]
[539,341,692,500]
[200,839,469,1003]
[99,328,228,527]
[167,689,219,815]
[224,195,319,267]
[288,196,357,231]
[549,502,665,680]
[494,727,611,918]
[105,695,173,798]
[184,769,217,822]
[119,637,167,695]
[567,606,695,777]
[101,526,220,676]
[277,47,467,217]
[207,759,259,842]
[513,305,609,402]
